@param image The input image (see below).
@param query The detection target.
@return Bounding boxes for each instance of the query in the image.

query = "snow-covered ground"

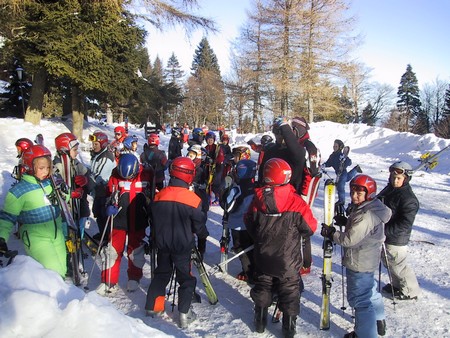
[0,117,449,338]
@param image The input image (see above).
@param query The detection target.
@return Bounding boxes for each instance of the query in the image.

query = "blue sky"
[145,0,450,89]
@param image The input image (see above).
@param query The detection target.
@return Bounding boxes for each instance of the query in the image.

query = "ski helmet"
[232,146,251,161]
[263,158,292,186]
[205,131,216,141]
[235,159,257,181]
[260,135,273,146]
[172,128,181,138]
[123,135,138,150]
[114,126,126,136]
[89,131,109,149]
[170,157,196,184]
[147,133,160,146]
[291,116,309,139]
[15,138,33,157]
[192,128,205,142]
[350,174,377,201]
[221,134,230,142]
[21,145,52,175]
[389,161,413,176]
[117,153,140,179]
[55,133,79,154]
[187,144,202,159]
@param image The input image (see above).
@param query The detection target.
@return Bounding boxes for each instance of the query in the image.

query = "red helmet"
[147,133,160,146]
[170,157,196,184]
[114,126,126,135]
[263,158,292,186]
[21,145,52,175]
[350,174,377,201]
[15,138,33,157]
[221,134,229,142]
[89,131,109,149]
[55,133,79,154]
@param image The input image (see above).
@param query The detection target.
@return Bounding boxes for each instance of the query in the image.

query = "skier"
[321,139,361,205]
[168,128,183,160]
[378,161,421,300]
[321,174,391,338]
[145,157,208,329]
[0,145,67,277]
[221,159,257,283]
[188,127,204,147]
[121,135,140,160]
[245,158,317,337]
[89,131,116,241]
[186,144,209,257]
[96,154,153,295]
[109,126,128,163]
[53,133,91,276]
[140,133,168,191]
[204,131,225,205]
[247,134,275,170]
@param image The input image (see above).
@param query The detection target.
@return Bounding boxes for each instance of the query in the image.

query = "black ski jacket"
[378,183,419,246]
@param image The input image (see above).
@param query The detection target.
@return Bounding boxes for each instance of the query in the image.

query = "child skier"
[245,158,317,337]
[0,145,67,277]
[96,154,153,294]
[322,139,361,205]
[168,128,183,160]
[140,133,168,191]
[321,174,392,338]
[221,159,257,283]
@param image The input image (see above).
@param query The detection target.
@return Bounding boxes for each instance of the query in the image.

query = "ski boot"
[254,306,268,333]
[377,319,386,336]
[179,308,197,329]
[282,314,297,338]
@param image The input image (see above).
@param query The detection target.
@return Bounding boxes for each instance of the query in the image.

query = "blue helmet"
[123,135,138,150]
[235,159,257,180]
[117,153,140,179]
[192,128,204,142]
[205,131,216,141]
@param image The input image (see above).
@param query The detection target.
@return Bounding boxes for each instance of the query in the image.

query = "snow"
[0,117,449,338]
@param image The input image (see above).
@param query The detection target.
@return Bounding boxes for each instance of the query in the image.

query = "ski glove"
[320,224,336,240]
[74,175,88,187]
[106,205,119,216]
[71,187,84,199]
[334,214,348,227]
[0,237,8,253]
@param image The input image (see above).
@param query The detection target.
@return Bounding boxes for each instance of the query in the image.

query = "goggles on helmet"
[389,167,411,175]
[89,134,99,142]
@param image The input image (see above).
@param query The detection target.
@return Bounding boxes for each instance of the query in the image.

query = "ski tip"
[324,179,335,185]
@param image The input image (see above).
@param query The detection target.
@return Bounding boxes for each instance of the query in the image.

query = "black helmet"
[172,128,181,138]
[260,134,273,146]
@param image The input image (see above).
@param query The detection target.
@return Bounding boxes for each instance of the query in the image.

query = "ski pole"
[211,244,254,274]
[107,212,114,292]
[338,225,346,314]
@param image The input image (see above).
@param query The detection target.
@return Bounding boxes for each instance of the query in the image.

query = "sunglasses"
[389,167,410,175]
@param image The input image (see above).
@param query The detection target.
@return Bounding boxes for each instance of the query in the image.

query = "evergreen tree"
[191,37,221,78]
[164,53,185,87]
[361,103,377,126]
[396,64,422,132]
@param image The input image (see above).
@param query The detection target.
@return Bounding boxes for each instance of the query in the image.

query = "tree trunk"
[72,86,84,141]
[24,67,47,125]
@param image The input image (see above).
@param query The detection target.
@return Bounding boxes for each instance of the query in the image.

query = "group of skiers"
[0,117,421,338]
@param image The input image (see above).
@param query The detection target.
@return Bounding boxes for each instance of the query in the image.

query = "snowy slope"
[0,117,449,338]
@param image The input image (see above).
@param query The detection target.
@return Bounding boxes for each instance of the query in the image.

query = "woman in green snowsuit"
[0,145,66,277]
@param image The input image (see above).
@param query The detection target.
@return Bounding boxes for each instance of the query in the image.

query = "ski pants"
[337,167,359,204]
[20,225,67,278]
[231,229,254,278]
[145,249,196,314]
[250,272,300,316]
[346,269,385,338]
[383,244,421,298]
[93,196,108,235]
[100,228,146,285]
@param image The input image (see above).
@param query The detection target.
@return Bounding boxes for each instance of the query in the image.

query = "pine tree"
[396,64,422,132]
[164,53,185,87]
[361,103,377,126]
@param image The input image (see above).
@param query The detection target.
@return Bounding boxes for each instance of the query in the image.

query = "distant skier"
[168,128,183,160]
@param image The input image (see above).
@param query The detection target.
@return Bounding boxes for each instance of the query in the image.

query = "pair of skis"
[191,246,218,305]
[413,144,450,173]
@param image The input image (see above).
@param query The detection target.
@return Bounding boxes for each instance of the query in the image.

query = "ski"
[212,244,254,274]
[219,211,231,273]
[320,179,336,330]
[191,246,218,305]
[49,174,82,286]
[413,145,450,173]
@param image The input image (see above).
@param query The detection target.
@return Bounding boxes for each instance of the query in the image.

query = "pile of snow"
[0,117,449,338]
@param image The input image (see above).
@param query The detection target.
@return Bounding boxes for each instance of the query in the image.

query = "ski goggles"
[89,134,100,142]
[389,167,411,175]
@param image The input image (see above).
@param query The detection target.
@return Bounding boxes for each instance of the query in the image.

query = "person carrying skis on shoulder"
[0,145,67,277]
[321,139,362,206]
[168,128,183,161]
[221,159,257,283]
[89,131,116,241]
[12,138,34,180]
[245,158,317,338]
[378,161,421,301]
[140,133,168,191]
[145,157,208,329]
[204,131,225,205]
[321,174,392,338]
[96,154,154,295]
